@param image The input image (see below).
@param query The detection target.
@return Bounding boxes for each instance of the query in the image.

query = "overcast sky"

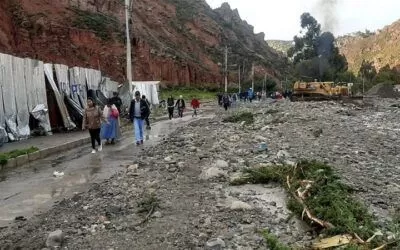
[206,0,400,40]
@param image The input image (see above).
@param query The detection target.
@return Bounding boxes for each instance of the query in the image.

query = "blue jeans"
[133,118,144,143]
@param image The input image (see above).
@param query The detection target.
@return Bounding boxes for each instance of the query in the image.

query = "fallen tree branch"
[292,192,335,229]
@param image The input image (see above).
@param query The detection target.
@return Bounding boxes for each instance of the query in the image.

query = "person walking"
[129,91,150,146]
[82,98,105,153]
[191,97,200,117]
[110,92,122,113]
[167,95,175,120]
[101,99,119,145]
[142,95,151,130]
[222,93,230,111]
[175,95,185,118]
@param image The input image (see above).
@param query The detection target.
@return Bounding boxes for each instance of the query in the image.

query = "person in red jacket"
[191,97,200,117]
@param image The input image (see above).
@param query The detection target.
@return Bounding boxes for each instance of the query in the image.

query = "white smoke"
[316,0,339,33]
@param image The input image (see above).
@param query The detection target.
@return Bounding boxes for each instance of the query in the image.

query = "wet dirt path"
[0,114,213,228]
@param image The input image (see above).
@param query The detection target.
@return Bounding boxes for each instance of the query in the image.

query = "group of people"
[83,91,203,152]
[166,95,201,119]
[82,91,153,153]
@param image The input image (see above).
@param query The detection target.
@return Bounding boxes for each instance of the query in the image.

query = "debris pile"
[0,99,399,249]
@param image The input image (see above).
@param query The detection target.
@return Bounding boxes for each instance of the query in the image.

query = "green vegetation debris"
[262,230,291,250]
[223,112,254,124]
[0,147,39,166]
[137,193,159,214]
[231,160,379,245]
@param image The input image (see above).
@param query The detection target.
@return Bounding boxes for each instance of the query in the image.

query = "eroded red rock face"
[0,0,285,86]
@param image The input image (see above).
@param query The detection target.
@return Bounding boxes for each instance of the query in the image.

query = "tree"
[288,13,348,81]
[359,60,377,82]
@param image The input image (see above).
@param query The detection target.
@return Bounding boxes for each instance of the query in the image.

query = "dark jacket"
[129,99,150,120]
[110,96,122,112]
[175,99,185,109]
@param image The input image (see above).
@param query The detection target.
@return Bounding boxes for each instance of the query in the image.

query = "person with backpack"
[167,95,175,120]
[82,98,106,153]
[101,99,120,145]
[175,95,185,118]
[191,97,200,117]
[142,95,151,130]
[129,91,150,146]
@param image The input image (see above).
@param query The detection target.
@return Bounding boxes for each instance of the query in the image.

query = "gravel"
[0,98,399,249]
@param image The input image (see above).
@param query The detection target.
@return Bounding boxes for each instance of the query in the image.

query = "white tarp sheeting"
[100,77,118,98]
[133,81,160,105]
[24,58,37,111]
[0,53,18,140]
[86,68,101,90]
[69,67,87,108]
[32,59,51,133]
[54,64,70,96]
[12,56,30,139]
[44,64,76,130]
[0,59,7,144]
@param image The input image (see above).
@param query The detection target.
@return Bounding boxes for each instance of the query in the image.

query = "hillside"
[266,40,293,55]
[0,0,287,86]
[338,19,400,74]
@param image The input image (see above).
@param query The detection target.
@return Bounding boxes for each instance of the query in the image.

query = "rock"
[230,201,252,210]
[127,164,139,172]
[46,229,64,248]
[276,150,290,160]
[152,211,162,218]
[214,160,229,169]
[206,238,226,250]
[255,135,267,141]
[200,167,227,180]
[261,126,269,131]
[164,156,172,162]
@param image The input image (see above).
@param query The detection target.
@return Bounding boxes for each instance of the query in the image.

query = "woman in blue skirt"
[101,99,119,145]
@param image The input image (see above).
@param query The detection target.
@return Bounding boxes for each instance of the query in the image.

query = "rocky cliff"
[0,0,286,86]
[338,19,400,74]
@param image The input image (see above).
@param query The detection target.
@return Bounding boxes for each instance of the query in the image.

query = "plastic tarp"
[32,59,52,133]
[69,67,86,108]
[0,59,7,144]
[44,64,76,130]
[54,64,70,96]
[100,77,118,98]
[65,96,83,128]
[133,81,160,105]
[0,53,18,141]
[12,56,30,139]
[86,68,101,90]
[118,81,131,114]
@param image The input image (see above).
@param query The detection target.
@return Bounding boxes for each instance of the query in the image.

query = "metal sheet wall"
[86,68,101,90]
[24,58,38,111]
[0,53,18,140]
[0,61,7,143]
[54,64,70,96]
[44,64,76,130]
[32,60,52,133]
[12,57,30,139]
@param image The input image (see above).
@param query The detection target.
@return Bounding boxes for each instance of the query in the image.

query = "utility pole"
[252,64,254,90]
[224,46,228,93]
[238,65,241,93]
[125,0,133,97]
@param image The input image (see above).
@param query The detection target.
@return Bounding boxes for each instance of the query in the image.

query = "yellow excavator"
[291,81,358,101]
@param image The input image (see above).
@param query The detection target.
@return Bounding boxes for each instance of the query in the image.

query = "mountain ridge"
[0,0,287,86]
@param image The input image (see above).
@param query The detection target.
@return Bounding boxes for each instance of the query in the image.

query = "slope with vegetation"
[338,20,400,74]
[0,0,287,87]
